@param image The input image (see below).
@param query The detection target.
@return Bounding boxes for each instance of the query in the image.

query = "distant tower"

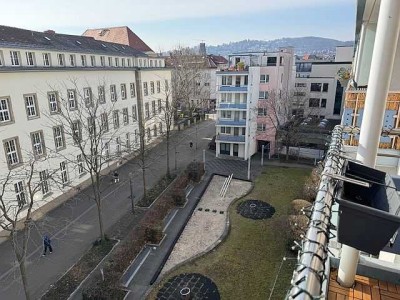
[199,43,207,56]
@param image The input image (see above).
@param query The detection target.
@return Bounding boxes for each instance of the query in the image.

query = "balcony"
[217,103,247,110]
[216,119,246,127]
[216,134,246,143]
[218,85,248,92]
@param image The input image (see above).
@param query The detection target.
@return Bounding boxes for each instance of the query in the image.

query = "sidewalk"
[0,121,216,300]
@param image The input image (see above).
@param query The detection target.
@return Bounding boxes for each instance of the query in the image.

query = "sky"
[0,0,356,52]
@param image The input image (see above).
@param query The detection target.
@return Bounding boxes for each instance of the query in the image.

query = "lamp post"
[129,173,135,214]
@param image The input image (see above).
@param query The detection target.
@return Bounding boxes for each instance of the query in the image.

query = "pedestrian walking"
[113,171,120,183]
[189,141,193,148]
[42,235,53,256]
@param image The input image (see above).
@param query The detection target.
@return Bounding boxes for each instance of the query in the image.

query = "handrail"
[286,125,345,299]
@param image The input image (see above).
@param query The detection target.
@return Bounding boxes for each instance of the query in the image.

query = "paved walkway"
[0,120,216,300]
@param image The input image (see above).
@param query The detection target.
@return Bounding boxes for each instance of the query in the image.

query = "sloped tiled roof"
[208,55,228,65]
[0,25,146,57]
[83,26,153,53]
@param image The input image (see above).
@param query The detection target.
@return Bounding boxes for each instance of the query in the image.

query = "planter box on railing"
[335,160,400,255]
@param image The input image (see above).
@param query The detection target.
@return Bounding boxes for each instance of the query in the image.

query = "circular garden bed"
[237,200,276,220]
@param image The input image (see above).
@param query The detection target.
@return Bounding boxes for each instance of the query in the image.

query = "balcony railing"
[218,85,248,92]
[217,103,247,110]
[216,134,246,143]
[216,119,246,127]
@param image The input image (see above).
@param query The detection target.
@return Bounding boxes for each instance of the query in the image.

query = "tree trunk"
[92,176,105,241]
[18,257,30,300]
[285,144,290,161]
[11,233,31,300]
[166,132,170,178]
[142,164,147,199]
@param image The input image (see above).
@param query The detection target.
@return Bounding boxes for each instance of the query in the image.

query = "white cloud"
[1,0,349,31]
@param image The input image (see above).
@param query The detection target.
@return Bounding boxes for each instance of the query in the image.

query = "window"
[125,133,130,150]
[101,113,109,132]
[147,127,151,141]
[165,80,169,91]
[104,142,110,159]
[39,170,50,195]
[321,98,327,108]
[150,82,155,94]
[100,56,105,67]
[220,143,230,155]
[260,75,269,83]
[132,105,137,121]
[158,99,162,113]
[122,58,125,67]
[150,60,153,67]
[153,124,157,137]
[4,138,21,167]
[309,98,320,107]
[113,110,119,128]
[115,57,119,67]
[152,100,156,116]
[127,59,131,67]
[10,51,20,66]
[294,91,306,97]
[159,122,163,133]
[108,57,112,67]
[220,127,231,134]
[57,53,65,66]
[267,57,277,66]
[130,83,136,98]
[157,81,161,93]
[295,83,306,87]
[80,55,86,66]
[26,52,35,66]
[204,82,210,86]
[145,103,150,119]
[258,108,267,116]
[134,129,138,144]
[31,131,45,157]
[48,92,59,113]
[143,82,148,96]
[67,89,77,110]
[72,121,81,144]
[110,85,116,101]
[77,154,85,175]
[323,83,329,92]
[53,126,65,150]
[69,54,75,66]
[23,94,38,119]
[0,50,3,66]
[123,108,129,125]
[259,91,269,99]
[83,87,92,106]
[90,55,96,67]
[98,86,105,103]
[43,53,51,66]
[14,181,26,207]
[60,161,68,184]
[139,58,142,67]
[257,123,266,131]
[222,76,232,85]
[116,137,121,154]
[87,117,95,135]
[121,84,127,100]
[310,83,322,92]
[221,111,231,118]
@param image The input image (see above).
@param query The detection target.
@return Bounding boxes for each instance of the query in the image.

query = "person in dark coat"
[113,171,120,183]
[42,235,53,256]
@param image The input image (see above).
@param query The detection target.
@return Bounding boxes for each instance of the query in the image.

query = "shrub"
[290,199,312,216]
[302,168,321,202]
[186,161,204,182]
[144,224,163,244]
[287,214,309,251]
[172,188,186,206]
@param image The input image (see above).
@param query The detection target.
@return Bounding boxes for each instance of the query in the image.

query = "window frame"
[24,94,39,119]
[113,110,120,129]
[39,170,50,195]
[10,51,20,66]
[25,52,35,66]
[110,85,117,101]
[121,84,127,100]
[0,97,14,125]
[122,108,129,125]
[48,92,59,114]
[43,53,51,66]
[3,137,22,168]
[130,83,136,98]
[53,125,65,150]
[57,53,65,66]
[30,130,46,158]
[143,82,148,96]
[14,181,26,208]
[83,87,92,107]
[60,161,69,185]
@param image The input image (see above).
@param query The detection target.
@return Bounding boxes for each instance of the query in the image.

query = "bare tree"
[44,79,125,241]
[0,156,55,300]
[262,88,321,160]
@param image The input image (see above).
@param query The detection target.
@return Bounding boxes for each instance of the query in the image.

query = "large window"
[310,83,322,92]
[24,94,38,119]
[98,86,105,103]
[81,55,87,67]
[26,52,35,66]
[0,97,13,124]
[259,91,269,99]
[220,143,230,155]
[122,108,129,125]
[257,123,266,131]
[267,57,277,66]
[68,89,77,110]
[90,55,96,67]
[69,54,75,66]
[150,82,155,94]
[145,103,150,119]
[14,181,26,207]
[48,92,59,113]
[152,100,156,116]
[157,81,161,93]
[113,110,120,128]
[295,83,307,87]
[322,83,329,92]
[10,51,20,66]
[321,98,327,108]
[100,56,105,67]
[121,84,127,100]
[4,138,21,167]
[158,99,162,113]
[101,113,109,132]
[143,82,148,96]
[43,53,51,66]
[60,161,68,184]
[77,154,85,176]
[132,105,137,121]
[260,75,269,83]
[221,76,233,85]
[83,87,92,107]
[130,83,136,98]
[72,121,81,144]
[53,126,65,150]
[221,111,231,118]
[309,98,320,108]
[39,170,50,195]
[31,131,45,157]
[57,53,65,66]
[257,108,267,116]
[110,85,116,101]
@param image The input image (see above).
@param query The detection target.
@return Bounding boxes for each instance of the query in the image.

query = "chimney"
[44,30,55,35]
[199,43,206,56]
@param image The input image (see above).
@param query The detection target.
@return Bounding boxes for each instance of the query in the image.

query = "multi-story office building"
[0,25,171,227]
[294,46,353,120]
[215,48,295,159]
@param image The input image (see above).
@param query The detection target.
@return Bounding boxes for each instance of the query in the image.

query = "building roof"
[82,26,153,53]
[0,25,146,57]
[208,55,228,66]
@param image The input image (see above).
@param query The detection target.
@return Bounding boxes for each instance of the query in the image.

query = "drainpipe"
[338,0,400,288]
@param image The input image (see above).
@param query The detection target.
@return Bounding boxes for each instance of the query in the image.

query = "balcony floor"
[328,269,400,300]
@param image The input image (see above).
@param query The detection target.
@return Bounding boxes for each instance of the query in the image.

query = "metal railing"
[219,174,233,198]
[286,125,345,299]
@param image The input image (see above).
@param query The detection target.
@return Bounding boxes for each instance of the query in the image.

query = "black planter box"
[335,160,400,255]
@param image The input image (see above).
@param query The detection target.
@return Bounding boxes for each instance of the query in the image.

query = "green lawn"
[149,166,311,300]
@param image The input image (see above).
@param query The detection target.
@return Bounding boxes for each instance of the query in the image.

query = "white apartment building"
[0,25,171,227]
[294,46,353,120]
[215,48,295,159]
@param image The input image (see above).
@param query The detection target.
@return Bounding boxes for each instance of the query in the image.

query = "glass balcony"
[218,85,248,92]
[216,134,246,143]
[216,119,246,127]
[217,103,247,110]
